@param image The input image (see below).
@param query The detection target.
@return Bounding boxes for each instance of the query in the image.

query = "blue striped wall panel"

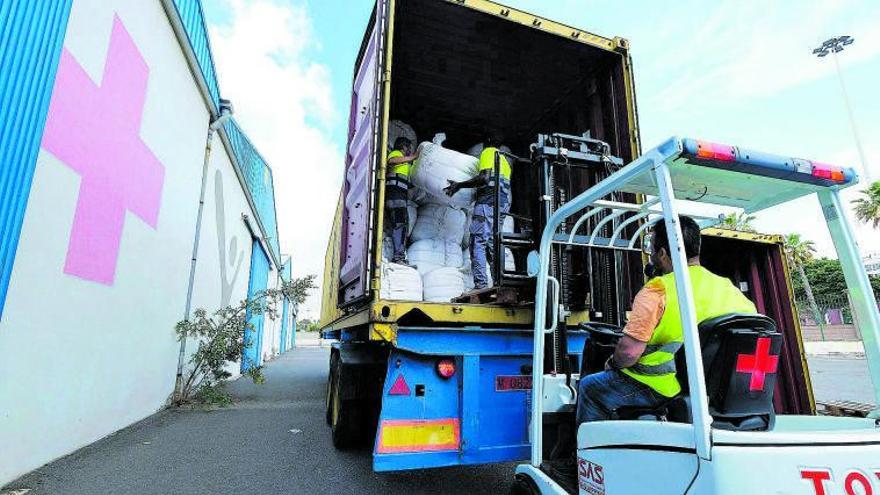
[243,238,270,371]
[170,0,220,110]
[0,0,73,319]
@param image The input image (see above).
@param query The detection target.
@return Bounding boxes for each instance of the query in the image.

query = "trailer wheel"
[509,474,541,495]
[330,361,361,448]
[325,352,338,425]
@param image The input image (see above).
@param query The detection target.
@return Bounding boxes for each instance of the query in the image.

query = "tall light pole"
[813,36,873,183]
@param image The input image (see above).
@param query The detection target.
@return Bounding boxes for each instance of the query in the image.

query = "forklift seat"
[613,314,781,431]
[698,313,781,431]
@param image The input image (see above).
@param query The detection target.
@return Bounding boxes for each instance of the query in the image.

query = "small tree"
[174,275,317,405]
[783,234,825,338]
[719,212,757,232]
[852,181,880,228]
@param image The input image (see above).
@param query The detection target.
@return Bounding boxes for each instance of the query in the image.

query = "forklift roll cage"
[527,136,880,467]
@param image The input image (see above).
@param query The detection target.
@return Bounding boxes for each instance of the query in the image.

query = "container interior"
[390,0,634,161]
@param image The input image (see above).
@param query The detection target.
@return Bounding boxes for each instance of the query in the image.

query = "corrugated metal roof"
[0,0,73,319]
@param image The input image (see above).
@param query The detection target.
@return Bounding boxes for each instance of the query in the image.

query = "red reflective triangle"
[389,374,411,395]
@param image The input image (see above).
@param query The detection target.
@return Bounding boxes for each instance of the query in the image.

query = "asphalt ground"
[4,346,873,494]
[4,346,514,494]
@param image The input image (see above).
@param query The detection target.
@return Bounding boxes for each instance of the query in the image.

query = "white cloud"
[209,0,342,319]
[642,0,880,113]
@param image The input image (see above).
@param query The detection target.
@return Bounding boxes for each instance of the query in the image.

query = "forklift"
[513,137,880,494]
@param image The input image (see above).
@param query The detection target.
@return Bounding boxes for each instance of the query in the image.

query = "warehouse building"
[0,0,293,484]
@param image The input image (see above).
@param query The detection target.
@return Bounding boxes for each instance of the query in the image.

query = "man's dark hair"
[485,133,503,148]
[394,137,412,150]
[652,216,701,259]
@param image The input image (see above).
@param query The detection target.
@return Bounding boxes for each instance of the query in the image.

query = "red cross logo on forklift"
[735,337,779,391]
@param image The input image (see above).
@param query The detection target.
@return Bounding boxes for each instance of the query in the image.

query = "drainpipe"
[174,99,234,402]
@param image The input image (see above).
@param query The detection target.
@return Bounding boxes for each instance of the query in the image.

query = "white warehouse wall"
[0,0,283,484]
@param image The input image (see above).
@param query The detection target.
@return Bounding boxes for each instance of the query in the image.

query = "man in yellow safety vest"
[444,134,512,290]
[386,137,419,264]
[576,216,757,425]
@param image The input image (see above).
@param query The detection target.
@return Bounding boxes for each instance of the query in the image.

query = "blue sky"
[205,0,880,317]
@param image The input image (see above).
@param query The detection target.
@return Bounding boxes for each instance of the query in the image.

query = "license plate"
[495,375,532,392]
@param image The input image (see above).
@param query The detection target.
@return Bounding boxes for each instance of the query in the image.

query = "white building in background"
[0,0,293,485]
[865,252,880,277]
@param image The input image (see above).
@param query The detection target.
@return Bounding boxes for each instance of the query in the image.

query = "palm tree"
[852,181,880,228]
[720,212,757,232]
[783,233,825,339]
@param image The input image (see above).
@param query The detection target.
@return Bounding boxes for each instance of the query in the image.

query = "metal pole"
[818,190,880,417]
[831,51,872,183]
[654,160,713,460]
[493,150,501,286]
[529,151,657,467]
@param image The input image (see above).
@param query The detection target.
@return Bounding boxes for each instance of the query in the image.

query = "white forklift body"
[516,137,880,495]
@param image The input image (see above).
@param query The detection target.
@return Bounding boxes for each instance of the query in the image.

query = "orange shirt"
[622,278,666,342]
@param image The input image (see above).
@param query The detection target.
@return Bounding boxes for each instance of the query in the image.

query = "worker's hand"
[443,180,460,197]
[604,356,616,371]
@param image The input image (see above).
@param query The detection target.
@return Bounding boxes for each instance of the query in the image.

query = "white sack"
[407,239,463,275]
[407,201,418,237]
[410,142,478,208]
[380,262,423,301]
[388,120,417,151]
[411,204,467,243]
[423,267,467,303]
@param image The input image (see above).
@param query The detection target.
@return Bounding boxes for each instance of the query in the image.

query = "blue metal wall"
[280,297,289,352]
[169,0,220,111]
[243,239,271,371]
[224,120,281,264]
[0,0,74,319]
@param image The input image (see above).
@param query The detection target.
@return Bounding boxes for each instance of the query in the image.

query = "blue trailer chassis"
[334,326,586,472]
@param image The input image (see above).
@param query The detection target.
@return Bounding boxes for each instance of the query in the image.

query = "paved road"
[4,346,514,495]
[6,346,873,494]
[807,355,875,405]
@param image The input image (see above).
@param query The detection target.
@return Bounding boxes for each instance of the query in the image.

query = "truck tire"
[330,360,361,448]
[325,352,340,425]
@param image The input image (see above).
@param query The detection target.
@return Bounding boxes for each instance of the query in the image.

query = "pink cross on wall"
[41,14,165,285]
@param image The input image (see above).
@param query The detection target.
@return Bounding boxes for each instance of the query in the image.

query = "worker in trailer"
[576,216,757,425]
[386,137,419,265]
[444,134,512,290]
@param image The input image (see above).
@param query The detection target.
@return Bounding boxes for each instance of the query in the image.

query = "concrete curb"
[804,341,865,357]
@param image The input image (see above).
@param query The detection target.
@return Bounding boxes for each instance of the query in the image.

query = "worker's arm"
[609,335,648,369]
[387,147,420,166]
[606,280,665,370]
[443,170,490,196]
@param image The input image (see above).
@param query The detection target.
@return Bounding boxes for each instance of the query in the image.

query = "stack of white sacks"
[381,134,516,303]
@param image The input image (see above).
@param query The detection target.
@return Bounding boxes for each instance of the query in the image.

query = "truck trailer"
[320,0,813,473]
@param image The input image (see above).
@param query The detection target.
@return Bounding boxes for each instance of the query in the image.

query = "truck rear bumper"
[373,327,587,472]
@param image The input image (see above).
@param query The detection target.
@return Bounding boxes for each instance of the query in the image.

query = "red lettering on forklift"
[578,459,606,495]
[844,470,873,495]
[801,469,832,495]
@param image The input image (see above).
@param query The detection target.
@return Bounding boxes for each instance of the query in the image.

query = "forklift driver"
[576,216,757,425]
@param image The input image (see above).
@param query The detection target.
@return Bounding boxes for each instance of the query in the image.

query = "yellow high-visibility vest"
[478,147,511,179]
[387,150,411,178]
[621,265,757,397]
